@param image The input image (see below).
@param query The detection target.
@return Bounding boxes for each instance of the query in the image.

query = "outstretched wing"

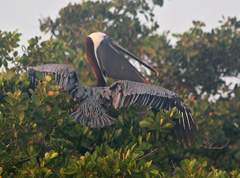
[96,38,147,83]
[28,64,79,93]
[108,80,197,132]
[28,64,115,128]
[71,96,115,128]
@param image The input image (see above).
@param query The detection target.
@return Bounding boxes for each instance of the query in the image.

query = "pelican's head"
[88,32,107,50]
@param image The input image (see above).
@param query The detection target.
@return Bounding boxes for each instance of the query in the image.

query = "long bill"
[111,41,158,74]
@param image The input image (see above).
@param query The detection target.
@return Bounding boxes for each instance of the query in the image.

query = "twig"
[201,140,230,150]
[137,147,160,160]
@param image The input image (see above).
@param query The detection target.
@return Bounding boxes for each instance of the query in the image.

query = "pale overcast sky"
[0,0,239,44]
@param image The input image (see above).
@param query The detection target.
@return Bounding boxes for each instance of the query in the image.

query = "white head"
[88,32,107,49]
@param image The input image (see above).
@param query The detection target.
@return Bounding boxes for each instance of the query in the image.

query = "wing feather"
[71,97,115,128]
[28,64,79,93]
[28,64,76,73]
[109,80,197,133]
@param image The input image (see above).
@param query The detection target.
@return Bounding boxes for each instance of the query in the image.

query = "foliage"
[0,31,20,69]
[0,0,240,177]
[174,159,240,178]
[172,19,240,96]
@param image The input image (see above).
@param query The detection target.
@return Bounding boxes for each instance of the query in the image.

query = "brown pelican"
[28,64,197,137]
[85,32,156,86]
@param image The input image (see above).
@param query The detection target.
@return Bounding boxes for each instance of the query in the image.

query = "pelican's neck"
[88,32,106,68]
[85,37,106,86]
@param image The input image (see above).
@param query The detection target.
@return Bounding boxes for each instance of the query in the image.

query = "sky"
[156,0,240,33]
[0,0,239,44]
